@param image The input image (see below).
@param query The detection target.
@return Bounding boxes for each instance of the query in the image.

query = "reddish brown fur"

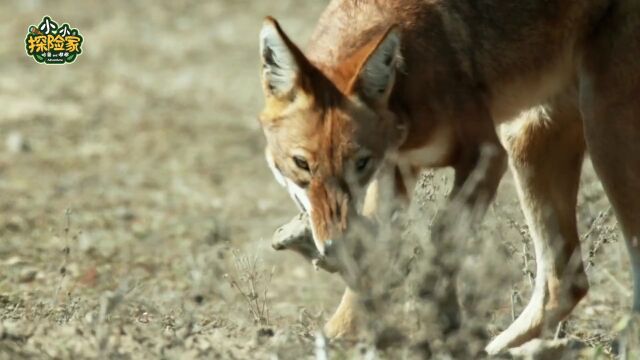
[259,0,640,353]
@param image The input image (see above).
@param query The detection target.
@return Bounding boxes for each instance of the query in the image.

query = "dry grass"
[225,250,274,327]
[0,0,637,359]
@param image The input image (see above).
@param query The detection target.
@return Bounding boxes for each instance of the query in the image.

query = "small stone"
[18,268,38,283]
[197,338,212,351]
[176,325,191,339]
[1,320,30,340]
[257,328,274,337]
[375,327,406,350]
[163,326,174,339]
[3,217,26,232]
[4,256,24,266]
[116,207,135,222]
[137,312,151,324]
[84,311,97,325]
[256,327,275,345]
[5,132,31,153]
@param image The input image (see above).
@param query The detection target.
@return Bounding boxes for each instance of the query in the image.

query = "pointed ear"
[352,26,402,105]
[259,17,304,100]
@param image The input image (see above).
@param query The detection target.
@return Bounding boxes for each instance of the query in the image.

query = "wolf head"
[258,17,404,255]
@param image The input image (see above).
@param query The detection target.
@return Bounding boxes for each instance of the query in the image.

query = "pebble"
[5,132,31,153]
[18,268,38,283]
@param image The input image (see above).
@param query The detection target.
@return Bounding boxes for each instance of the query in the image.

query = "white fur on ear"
[358,28,402,103]
[260,20,298,97]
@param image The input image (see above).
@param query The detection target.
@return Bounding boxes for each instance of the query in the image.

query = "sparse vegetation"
[225,250,274,327]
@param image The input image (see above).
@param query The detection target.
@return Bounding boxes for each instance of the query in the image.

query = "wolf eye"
[293,156,310,171]
[355,156,371,172]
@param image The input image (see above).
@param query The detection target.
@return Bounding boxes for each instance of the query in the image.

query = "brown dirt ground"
[0,1,635,359]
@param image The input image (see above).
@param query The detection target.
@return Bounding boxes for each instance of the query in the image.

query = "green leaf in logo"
[65,53,76,62]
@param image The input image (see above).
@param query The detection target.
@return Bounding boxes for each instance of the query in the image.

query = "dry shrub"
[318,147,637,359]
[315,149,506,358]
[225,250,274,327]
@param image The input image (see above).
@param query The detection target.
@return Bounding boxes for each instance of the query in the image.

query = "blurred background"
[0,0,631,358]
